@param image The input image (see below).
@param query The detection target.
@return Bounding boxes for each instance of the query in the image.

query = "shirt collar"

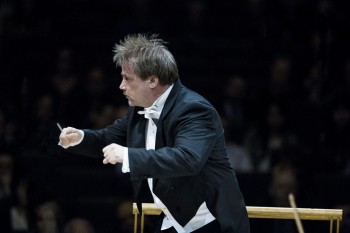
[144,84,174,115]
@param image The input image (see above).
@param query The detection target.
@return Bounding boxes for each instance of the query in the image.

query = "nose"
[119,79,125,90]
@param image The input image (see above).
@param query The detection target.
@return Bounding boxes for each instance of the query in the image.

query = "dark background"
[1,0,350,232]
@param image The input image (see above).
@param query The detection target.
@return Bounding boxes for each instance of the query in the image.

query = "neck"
[145,84,170,108]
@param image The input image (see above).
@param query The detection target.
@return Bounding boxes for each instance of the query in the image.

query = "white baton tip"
[57,123,63,131]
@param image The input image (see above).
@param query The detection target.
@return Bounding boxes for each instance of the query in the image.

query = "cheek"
[128,84,139,94]
[128,84,142,99]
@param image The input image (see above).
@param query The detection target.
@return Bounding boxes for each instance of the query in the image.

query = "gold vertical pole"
[336,218,340,233]
[141,212,145,233]
[134,213,138,233]
[330,218,333,233]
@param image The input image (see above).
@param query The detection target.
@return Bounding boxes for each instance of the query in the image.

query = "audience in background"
[0,150,14,232]
[244,102,299,172]
[111,199,135,233]
[0,150,13,201]
[33,199,64,233]
[82,66,113,128]
[222,115,254,173]
[268,163,298,207]
[9,178,30,233]
[111,198,157,233]
[251,162,299,233]
[1,0,349,232]
[63,217,95,233]
[46,47,87,128]
[269,163,299,233]
[321,98,350,174]
[221,75,251,144]
[0,149,31,233]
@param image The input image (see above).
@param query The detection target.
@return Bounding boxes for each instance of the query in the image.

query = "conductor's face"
[119,63,152,108]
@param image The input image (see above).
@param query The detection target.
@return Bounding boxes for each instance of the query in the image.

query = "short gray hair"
[113,34,179,85]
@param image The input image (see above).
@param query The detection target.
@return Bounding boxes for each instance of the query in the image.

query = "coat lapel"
[128,107,147,148]
[154,79,182,149]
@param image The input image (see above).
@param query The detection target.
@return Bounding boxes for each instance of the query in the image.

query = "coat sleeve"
[67,112,129,158]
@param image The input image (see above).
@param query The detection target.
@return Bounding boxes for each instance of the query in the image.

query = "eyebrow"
[121,72,132,80]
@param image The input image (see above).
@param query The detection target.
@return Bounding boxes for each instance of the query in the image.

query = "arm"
[59,113,129,158]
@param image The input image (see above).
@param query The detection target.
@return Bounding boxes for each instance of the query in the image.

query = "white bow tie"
[138,107,160,120]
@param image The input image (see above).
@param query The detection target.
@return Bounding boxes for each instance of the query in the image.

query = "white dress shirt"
[122,85,215,233]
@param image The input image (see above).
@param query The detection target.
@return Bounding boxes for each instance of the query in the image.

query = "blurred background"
[1,0,350,232]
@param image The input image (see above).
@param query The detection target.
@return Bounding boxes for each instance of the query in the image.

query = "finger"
[59,133,69,144]
[66,132,78,141]
[103,158,109,164]
[61,128,76,141]
[59,128,72,142]
[65,127,78,134]
[60,127,70,136]
[102,145,109,154]
[102,143,115,152]
[108,158,117,164]
[104,157,121,165]
[59,130,67,140]
[102,145,111,157]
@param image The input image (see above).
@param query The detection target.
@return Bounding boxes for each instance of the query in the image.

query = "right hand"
[58,127,84,149]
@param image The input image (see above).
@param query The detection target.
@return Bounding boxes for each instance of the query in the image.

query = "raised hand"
[58,127,84,148]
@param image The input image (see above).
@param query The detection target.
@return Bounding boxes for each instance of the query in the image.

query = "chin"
[128,100,134,106]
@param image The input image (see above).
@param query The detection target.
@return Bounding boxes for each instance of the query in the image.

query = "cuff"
[121,147,130,173]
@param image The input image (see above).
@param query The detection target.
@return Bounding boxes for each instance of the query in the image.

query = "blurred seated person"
[33,199,64,233]
[0,149,15,232]
[63,217,95,233]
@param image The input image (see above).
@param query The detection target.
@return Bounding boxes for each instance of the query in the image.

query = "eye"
[124,77,131,83]
[121,76,128,81]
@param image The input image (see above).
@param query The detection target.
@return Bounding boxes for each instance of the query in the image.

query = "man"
[58,34,250,233]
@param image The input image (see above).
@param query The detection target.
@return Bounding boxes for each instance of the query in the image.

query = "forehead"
[121,62,136,75]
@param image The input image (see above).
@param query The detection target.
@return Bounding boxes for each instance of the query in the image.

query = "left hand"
[102,143,124,164]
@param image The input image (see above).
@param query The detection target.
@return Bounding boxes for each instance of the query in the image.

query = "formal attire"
[70,79,250,233]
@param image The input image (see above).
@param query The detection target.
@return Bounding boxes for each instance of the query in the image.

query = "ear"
[148,76,159,88]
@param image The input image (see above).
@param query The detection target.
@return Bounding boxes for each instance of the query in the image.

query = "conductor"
[58,34,250,233]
